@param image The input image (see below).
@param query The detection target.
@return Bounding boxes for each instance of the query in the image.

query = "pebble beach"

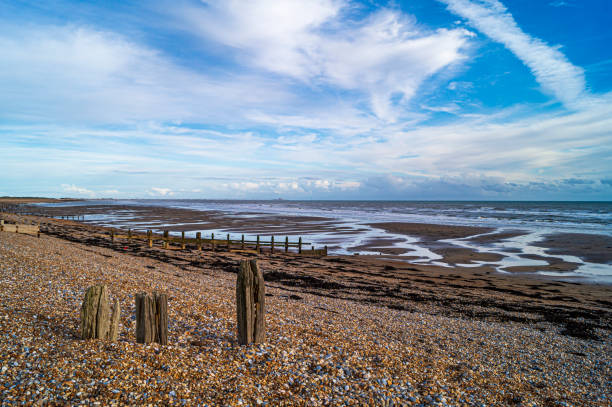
[1,219,611,406]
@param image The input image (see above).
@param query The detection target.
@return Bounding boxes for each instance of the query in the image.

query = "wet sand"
[370,222,609,276]
[535,233,612,264]
[17,202,612,279]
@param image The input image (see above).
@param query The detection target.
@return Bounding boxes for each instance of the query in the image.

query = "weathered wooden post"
[324,245,328,256]
[256,235,260,252]
[298,237,302,254]
[196,232,202,250]
[135,292,168,345]
[227,233,230,250]
[163,231,169,249]
[241,234,245,250]
[128,229,132,240]
[211,233,215,251]
[181,231,186,250]
[236,260,265,345]
[147,230,153,248]
[80,285,120,341]
[285,236,289,253]
[110,230,115,243]
[270,236,274,253]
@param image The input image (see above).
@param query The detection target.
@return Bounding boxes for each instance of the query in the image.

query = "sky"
[0,0,611,200]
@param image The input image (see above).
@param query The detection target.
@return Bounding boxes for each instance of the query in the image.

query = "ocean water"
[37,200,612,283]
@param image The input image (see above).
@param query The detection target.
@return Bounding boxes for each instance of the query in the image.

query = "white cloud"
[61,184,95,197]
[438,0,586,106]
[177,0,472,121]
[4,92,611,199]
[150,187,174,196]
[0,24,292,124]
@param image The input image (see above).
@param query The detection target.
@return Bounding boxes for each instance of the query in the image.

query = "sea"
[37,200,612,283]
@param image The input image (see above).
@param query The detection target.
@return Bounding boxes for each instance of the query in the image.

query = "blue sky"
[1,0,611,200]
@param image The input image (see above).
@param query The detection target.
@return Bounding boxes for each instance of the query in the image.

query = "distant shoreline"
[0,197,82,204]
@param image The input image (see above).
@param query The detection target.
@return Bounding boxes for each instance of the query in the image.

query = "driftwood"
[236,260,265,345]
[135,292,168,345]
[80,285,120,341]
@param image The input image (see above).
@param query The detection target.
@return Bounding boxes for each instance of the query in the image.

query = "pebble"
[0,224,610,406]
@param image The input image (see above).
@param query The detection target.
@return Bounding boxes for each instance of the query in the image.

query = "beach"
[0,205,611,405]
[22,200,612,282]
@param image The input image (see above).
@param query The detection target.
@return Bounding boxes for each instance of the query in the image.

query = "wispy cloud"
[549,1,572,7]
[0,24,292,124]
[438,0,586,106]
[4,94,611,199]
[0,0,609,200]
[176,0,472,121]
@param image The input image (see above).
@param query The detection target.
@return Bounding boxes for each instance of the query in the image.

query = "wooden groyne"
[108,229,327,256]
[1,206,328,257]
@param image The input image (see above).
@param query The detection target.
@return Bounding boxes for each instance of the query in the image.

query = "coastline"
[19,200,612,284]
[0,212,610,405]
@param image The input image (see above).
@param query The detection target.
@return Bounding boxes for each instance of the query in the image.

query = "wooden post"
[227,233,230,250]
[110,230,115,242]
[241,234,245,250]
[128,229,132,240]
[163,231,169,249]
[109,299,120,341]
[155,293,168,345]
[15,224,18,234]
[196,232,202,250]
[135,292,168,345]
[285,236,289,253]
[270,236,274,253]
[236,260,265,345]
[135,293,154,343]
[147,230,153,248]
[324,245,328,256]
[211,233,215,251]
[80,285,120,341]
[181,231,186,250]
[298,237,302,254]
[256,235,260,252]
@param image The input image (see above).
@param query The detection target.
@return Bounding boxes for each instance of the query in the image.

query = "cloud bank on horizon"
[0,0,610,200]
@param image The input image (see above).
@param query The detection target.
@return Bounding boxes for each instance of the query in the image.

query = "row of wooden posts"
[112,228,328,256]
[80,260,265,346]
[1,218,328,256]
[0,211,329,256]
